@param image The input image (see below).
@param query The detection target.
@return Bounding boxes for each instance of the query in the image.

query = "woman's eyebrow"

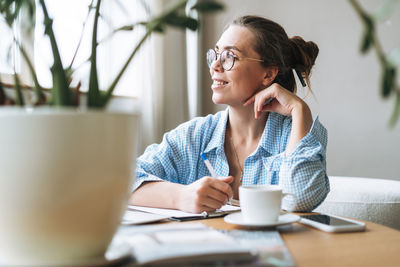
[215,45,242,52]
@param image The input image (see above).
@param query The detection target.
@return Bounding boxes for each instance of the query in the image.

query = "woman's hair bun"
[230,15,319,92]
[290,36,319,76]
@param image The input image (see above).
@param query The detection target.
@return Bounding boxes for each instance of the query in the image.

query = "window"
[0,19,17,75]
[0,12,29,85]
[1,0,149,98]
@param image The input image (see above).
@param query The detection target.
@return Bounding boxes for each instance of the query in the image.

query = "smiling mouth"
[213,80,228,86]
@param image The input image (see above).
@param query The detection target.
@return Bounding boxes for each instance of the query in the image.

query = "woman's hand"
[244,83,313,155]
[244,83,305,119]
[177,176,234,213]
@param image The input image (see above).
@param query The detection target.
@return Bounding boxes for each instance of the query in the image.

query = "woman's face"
[210,25,270,106]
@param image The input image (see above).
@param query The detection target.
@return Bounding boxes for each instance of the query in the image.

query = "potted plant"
[0,0,223,265]
[349,0,400,126]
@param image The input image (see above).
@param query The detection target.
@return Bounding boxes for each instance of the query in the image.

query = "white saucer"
[224,212,300,227]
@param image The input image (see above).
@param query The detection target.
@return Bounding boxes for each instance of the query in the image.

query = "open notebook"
[127,204,241,221]
[107,223,295,266]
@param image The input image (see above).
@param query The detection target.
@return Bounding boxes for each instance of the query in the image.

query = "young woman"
[130,15,329,213]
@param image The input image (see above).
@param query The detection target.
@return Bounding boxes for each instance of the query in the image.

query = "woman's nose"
[210,57,223,73]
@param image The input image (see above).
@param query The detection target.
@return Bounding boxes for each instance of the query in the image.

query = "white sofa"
[314,176,400,230]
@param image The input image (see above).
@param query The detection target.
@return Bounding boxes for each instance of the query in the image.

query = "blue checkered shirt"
[135,108,329,211]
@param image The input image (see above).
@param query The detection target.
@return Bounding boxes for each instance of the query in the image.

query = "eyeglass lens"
[206,49,235,71]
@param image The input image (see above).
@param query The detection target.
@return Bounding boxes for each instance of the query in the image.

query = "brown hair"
[230,15,319,93]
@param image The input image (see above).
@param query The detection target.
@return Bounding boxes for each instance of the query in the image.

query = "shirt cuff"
[131,173,164,192]
[308,116,328,146]
[286,116,327,159]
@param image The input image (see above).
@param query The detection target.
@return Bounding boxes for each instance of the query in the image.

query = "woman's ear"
[262,66,279,87]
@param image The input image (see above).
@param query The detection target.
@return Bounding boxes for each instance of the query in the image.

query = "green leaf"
[0,77,5,105]
[163,13,198,31]
[141,20,165,33]
[191,1,224,13]
[115,24,134,32]
[359,14,374,54]
[13,74,24,106]
[389,92,400,127]
[381,63,396,98]
[360,29,373,54]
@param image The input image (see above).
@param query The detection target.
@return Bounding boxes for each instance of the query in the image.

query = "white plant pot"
[0,107,140,265]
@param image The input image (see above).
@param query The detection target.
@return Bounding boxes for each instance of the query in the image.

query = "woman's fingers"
[184,176,234,213]
[245,86,276,119]
[218,176,234,184]
[212,177,233,197]
[246,83,300,118]
[207,186,230,204]
[256,88,276,110]
[244,85,278,117]
[200,193,226,210]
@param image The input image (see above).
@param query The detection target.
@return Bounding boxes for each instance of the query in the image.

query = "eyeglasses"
[206,48,264,71]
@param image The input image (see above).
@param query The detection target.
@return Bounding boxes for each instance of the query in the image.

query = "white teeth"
[214,80,226,85]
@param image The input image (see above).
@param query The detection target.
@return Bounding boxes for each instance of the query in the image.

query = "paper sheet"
[128,204,240,219]
[121,210,169,225]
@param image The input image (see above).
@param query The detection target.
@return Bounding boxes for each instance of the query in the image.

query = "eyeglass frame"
[206,48,265,71]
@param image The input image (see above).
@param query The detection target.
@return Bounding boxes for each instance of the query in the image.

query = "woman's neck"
[227,105,268,144]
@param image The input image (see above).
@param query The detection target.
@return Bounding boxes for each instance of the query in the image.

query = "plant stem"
[39,0,71,106]
[13,74,24,106]
[88,0,102,107]
[0,77,5,105]
[349,0,400,126]
[14,39,45,104]
[103,28,152,102]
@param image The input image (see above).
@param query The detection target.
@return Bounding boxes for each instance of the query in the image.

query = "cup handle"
[280,192,297,214]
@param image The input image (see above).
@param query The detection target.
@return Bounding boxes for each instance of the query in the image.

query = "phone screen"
[301,215,356,226]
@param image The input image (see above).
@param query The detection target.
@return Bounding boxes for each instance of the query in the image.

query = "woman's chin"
[211,95,226,105]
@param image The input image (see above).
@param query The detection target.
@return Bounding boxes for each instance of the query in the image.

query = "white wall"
[201,0,400,180]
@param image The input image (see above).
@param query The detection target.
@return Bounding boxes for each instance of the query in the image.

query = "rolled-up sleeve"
[132,131,181,192]
[132,112,227,193]
[278,116,330,211]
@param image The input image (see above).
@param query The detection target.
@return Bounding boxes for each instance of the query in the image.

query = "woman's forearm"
[286,102,313,155]
[129,177,233,213]
[129,181,184,209]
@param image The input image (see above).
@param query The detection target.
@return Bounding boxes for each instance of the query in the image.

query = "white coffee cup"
[239,185,292,224]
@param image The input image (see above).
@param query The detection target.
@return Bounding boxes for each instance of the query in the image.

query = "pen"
[200,152,217,178]
[230,199,240,207]
[200,152,233,205]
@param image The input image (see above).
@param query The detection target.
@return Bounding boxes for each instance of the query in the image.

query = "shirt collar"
[203,108,229,154]
[203,109,285,155]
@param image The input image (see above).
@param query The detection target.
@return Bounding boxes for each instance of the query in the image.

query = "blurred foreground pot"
[0,107,139,265]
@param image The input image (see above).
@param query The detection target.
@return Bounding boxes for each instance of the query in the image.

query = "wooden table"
[197,216,400,267]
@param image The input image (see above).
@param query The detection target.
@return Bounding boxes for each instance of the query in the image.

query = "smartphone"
[299,214,366,233]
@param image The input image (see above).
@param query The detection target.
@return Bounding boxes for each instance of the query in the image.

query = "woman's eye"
[227,51,236,58]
